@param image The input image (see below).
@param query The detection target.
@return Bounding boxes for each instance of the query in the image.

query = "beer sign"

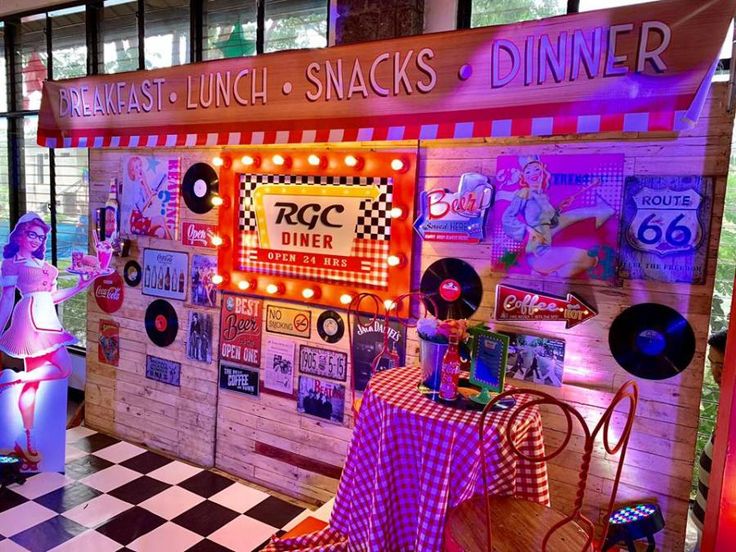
[414,173,494,243]
[219,293,263,367]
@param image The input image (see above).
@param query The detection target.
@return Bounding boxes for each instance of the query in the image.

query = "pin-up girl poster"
[491,154,624,280]
[121,155,180,239]
[0,214,107,471]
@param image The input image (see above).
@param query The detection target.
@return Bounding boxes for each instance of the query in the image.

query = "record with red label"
[420,258,482,320]
[145,299,179,347]
[182,162,218,214]
[608,303,695,380]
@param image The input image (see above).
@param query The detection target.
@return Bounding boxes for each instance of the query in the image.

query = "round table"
[266,366,550,552]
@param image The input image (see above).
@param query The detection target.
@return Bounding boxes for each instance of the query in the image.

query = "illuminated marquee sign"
[217,151,416,314]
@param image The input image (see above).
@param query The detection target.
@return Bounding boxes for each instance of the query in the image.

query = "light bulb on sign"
[389,206,405,219]
[307,154,322,166]
[387,254,405,267]
[211,235,223,247]
[211,193,224,207]
[344,155,363,169]
[384,299,396,310]
[266,283,283,295]
[339,293,353,305]
[272,154,289,166]
[391,158,407,172]
[212,274,225,285]
[302,287,316,299]
[238,280,251,291]
[212,156,224,167]
[241,155,255,166]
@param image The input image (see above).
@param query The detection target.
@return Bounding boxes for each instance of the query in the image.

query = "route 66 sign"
[627,187,704,255]
[619,176,713,283]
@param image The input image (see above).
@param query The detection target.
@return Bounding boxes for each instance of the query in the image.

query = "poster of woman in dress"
[187,311,213,363]
[121,155,180,239]
[190,254,217,307]
[491,154,624,281]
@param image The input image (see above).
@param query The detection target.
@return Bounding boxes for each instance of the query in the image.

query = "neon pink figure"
[0,213,96,466]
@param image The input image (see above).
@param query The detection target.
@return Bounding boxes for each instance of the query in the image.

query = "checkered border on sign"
[238,174,393,241]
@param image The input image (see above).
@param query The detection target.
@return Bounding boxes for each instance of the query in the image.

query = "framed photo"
[98,319,120,366]
[297,376,345,424]
[503,332,565,388]
[143,248,188,301]
[190,254,218,307]
[469,330,509,394]
[186,311,214,363]
[299,345,348,382]
[263,337,296,395]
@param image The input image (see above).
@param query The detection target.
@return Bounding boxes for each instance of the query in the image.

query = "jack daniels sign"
[352,317,406,391]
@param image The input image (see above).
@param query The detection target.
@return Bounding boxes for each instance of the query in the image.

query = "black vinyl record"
[420,258,482,320]
[124,260,142,287]
[317,310,345,343]
[182,162,219,214]
[145,299,179,347]
[608,303,695,380]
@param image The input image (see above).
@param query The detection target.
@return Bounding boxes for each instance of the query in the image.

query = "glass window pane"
[22,116,51,257]
[102,0,140,74]
[579,0,656,10]
[18,15,48,111]
[145,0,190,69]
[0,119,8,243]
[0,23,7,112]
[204,0,257,60]
[55,148,89,346]
[471,0,566,27]
[264,0,327,53]
[51,6,88,80]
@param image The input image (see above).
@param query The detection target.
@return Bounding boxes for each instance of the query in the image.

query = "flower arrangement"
[416,316,469,344]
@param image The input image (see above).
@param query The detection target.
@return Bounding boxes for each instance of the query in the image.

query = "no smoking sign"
[266,304,312,338]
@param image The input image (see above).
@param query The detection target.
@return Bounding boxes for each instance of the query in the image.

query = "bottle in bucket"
[439,330,461,401]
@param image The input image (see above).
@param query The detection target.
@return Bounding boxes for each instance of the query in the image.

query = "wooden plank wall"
[85,83,733,550]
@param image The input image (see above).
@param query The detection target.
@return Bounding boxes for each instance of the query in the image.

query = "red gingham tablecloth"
[266,366,549,551]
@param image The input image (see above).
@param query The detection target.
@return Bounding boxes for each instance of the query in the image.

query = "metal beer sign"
[414,173,494,243]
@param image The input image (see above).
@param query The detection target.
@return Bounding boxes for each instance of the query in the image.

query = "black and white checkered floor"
[0,427,334,552]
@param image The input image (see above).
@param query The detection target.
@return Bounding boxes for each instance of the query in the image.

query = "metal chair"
[443,380,639,551]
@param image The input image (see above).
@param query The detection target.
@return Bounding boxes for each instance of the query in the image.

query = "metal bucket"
[420,338,448,390]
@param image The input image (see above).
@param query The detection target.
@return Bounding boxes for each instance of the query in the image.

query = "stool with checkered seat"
[443,380,638,552]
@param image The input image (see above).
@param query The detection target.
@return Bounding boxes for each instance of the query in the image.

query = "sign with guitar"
[618,175,713,283]
[490,154,624,281]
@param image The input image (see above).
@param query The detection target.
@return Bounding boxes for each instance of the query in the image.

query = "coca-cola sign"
[182,221,216,248]
[94,271,124,313]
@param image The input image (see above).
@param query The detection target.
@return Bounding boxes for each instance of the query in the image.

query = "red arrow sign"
[494,284,597,329]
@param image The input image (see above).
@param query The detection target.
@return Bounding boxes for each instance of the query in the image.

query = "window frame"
[0,0,331,352]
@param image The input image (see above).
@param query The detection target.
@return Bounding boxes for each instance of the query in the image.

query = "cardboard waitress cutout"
[0,213,112,472]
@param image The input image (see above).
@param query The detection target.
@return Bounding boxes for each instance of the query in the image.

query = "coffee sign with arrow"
[494,284,597,329]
